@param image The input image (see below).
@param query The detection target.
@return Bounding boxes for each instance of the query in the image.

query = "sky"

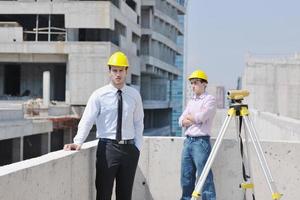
[186,0,300,90]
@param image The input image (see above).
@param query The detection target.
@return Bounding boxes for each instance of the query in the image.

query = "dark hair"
[108,66,128,71]
[199,78,208,84]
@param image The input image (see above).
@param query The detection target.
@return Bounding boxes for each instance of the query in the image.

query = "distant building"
[171,5,186,136]
[206,85,225,109]
[140,0,186,136]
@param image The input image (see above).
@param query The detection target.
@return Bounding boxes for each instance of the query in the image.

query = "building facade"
[171,5,185,136]
[140,0,186,136]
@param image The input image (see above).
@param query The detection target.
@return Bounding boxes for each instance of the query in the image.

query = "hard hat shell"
[107,51,129,67]
[188,70,208,82]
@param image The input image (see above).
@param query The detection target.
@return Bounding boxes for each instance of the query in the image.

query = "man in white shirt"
[64,51,144,200]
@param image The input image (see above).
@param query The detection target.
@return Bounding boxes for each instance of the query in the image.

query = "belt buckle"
[118,140,125,144]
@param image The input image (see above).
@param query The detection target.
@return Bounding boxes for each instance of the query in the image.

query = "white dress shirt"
[74,83,144,150]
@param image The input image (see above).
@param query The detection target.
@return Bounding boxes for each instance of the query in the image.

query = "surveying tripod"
[191,90,282,200]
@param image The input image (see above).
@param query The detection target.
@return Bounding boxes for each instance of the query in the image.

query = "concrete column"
[48,14,51,42]
[20,137,23,161]
[35,14,39,41]
[66,29,79,41]
[65,62,70,104]
[150,7,153,29]
[64,128,73,144]
[43,71,50,107]
[48,132,51,152]
[41,132,50,155]
[0,64,3,95]
[12,138,21,163]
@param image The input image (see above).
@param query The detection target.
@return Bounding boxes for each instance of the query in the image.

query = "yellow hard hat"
[188,70,208,82]
[107,51,129,67]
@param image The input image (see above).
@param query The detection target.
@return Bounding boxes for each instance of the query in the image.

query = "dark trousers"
[95,140,140,200]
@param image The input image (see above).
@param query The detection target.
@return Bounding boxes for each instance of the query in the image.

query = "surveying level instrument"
[191,89,282,200]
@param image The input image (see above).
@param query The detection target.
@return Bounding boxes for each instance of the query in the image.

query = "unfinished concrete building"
[0,0,187,166]
[0,0,141,103]
[0,0,143,166]
[243,53,300,119]
[207,85,225,109]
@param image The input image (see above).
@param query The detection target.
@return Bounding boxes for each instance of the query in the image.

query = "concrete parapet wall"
[0,141,97,200]
[48,104,71,116]
[250,109,300,141]
[213,109,300,141]
[0,109,23,121]
[0,26,23,42]
[0,137,299,200]
[0,119,53,140]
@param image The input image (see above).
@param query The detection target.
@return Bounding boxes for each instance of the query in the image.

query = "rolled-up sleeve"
[74,92,100,144]
[194,96,216,124]
[178,102,190,127]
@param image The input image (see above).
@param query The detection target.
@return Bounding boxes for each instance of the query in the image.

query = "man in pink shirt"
[179,69,216,200]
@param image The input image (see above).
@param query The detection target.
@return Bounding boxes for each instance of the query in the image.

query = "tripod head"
[227,89,249,104]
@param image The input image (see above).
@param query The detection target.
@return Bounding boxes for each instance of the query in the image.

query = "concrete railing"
[0,137,299,200]
[212,109,300,141]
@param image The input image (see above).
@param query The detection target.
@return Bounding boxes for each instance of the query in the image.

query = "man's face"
[109,66,127,87]
[190,79,206,95]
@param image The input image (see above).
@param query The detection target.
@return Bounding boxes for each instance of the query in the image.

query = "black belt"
[99,138,135,145]
[186,135,210,140]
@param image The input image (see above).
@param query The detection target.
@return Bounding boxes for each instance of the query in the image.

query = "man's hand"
[64,143,82,151]
[182,114,195,127]
[182,118,193,127]
[185,114,195,123]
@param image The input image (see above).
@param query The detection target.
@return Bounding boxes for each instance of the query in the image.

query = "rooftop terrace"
[0,107,300,200]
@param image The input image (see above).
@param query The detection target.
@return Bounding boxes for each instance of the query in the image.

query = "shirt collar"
[109,83,126,93]
[192,92,207,100]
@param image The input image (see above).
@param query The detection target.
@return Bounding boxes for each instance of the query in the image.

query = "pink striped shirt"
[179,92,216,137]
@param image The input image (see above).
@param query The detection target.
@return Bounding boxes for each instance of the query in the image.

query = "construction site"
[0,0,300,200]
[0,0,187,165]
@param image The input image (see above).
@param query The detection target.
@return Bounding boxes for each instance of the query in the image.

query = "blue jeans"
[180,136,216,200]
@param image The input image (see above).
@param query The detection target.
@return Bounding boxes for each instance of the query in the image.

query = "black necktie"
[116,90,122,142]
